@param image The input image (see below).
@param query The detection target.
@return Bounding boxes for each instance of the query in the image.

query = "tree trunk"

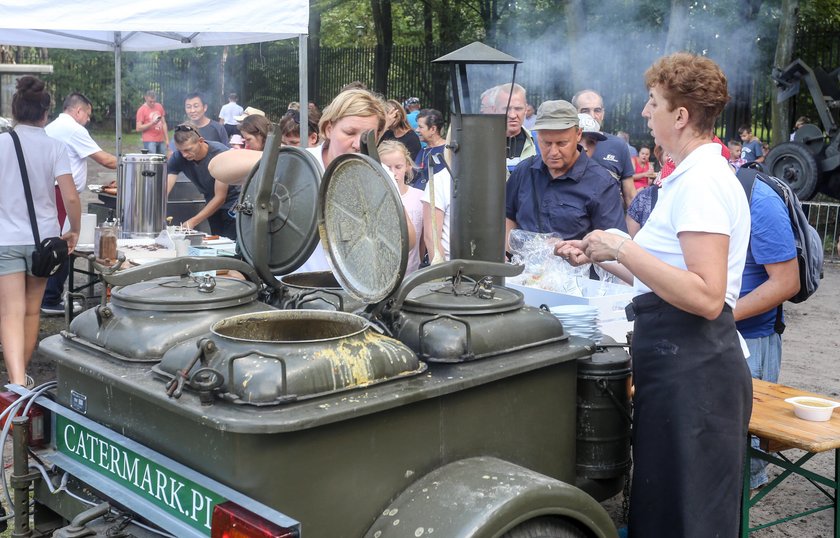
[220,46,228,107]
[564,0,586,92]
[772,0,799,146]
[370,0,393,96]
[724,0,764,141]
[663,0,690,53]
[308,3,322,107]
[437,0,459,47]
[422,0,433,46]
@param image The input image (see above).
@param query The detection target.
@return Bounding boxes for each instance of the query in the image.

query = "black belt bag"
[9,131,69,278]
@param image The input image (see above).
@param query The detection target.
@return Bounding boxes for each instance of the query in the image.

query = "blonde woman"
[210,89,386,184]
[379,140,423,273]
[209,89,414,271]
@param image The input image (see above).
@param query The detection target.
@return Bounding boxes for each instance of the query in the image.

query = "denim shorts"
[0,245,36,276]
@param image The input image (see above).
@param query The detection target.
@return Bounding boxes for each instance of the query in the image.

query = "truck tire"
[502,517,589,538]
[764,142,820,200]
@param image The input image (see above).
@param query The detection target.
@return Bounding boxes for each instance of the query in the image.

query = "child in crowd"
[738,125,765,163]
[728,140,746,170]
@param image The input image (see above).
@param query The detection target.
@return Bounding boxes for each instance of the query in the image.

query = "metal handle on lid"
[91,256,260,287]
[386,259,524,313]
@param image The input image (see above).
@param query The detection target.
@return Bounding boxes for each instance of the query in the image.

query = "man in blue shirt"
[572,90,636,208]
[505,100,626,243]
[167,125,240,239]
[734,168,800,490]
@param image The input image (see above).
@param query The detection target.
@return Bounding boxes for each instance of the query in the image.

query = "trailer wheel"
[501,517,589,538]
[764,142,820,200]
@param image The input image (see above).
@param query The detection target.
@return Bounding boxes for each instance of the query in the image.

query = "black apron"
[628,293,752,538]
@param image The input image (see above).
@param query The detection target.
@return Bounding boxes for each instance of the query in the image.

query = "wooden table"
[741,379,840,536]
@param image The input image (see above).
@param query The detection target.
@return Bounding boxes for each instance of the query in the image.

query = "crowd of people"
[0,49,808,537]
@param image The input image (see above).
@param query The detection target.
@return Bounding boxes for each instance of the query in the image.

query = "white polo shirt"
[420,168,451,260]
[45,112,102,192]
[633,143,750,309]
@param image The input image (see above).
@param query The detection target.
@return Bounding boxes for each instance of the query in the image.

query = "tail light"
[0,391,49,447]
[211,502,297,538]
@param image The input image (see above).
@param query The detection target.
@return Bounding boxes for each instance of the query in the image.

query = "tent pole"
[299,34,308,149]
[115,31,122,158]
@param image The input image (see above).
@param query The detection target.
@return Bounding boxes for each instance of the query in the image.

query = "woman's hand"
[554,240,591,266]
[581,230,628,263]
[62,231,79,254]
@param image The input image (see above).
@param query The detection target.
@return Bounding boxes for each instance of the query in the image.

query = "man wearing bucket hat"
[505,100,625,244]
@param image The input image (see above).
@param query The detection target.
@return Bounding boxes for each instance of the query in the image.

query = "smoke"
[495,1,780,139]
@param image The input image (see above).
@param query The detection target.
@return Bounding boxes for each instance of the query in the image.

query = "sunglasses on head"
[175,124,197,133]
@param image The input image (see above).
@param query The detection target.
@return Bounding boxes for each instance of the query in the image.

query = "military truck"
[765,58,840,200]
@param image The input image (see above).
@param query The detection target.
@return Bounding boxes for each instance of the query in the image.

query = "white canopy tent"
[0,0,310,154]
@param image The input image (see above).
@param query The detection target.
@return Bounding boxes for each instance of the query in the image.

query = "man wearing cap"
[185,92,229,146]
[218,93,244,138]
[167,125,239,239]
[578,113,606,158]
[405,98,421,132]
[505,100,626,244]
[572,89,636,208]
[481,83,536,172]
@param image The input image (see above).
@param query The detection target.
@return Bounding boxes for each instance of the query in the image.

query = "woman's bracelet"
[615,238,629,264]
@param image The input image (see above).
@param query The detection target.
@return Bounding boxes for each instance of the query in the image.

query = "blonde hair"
[377,140,415,183]
[319,89,387,141]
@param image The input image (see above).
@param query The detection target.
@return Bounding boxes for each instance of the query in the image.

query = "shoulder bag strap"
[9,131,42,246]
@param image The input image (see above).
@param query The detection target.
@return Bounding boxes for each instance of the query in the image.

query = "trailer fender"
[365,457,617,538]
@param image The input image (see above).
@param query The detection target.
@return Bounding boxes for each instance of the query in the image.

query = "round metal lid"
[111,276,259,312]
[319,153,409,304]
[401,280,525,315]
[237,147,321,280]
[121,153,166,163]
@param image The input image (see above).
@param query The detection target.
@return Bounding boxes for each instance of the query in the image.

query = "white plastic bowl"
[785,396,840,422]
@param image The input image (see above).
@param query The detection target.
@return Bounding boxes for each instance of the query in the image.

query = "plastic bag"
[507,229,591,294]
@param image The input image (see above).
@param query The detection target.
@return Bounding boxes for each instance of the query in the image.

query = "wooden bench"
[742,379,840,536]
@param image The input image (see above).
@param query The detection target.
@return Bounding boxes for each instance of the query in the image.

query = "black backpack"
[736,167,823,304]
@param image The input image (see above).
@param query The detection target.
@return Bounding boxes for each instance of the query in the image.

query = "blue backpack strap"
[735,167,758,203]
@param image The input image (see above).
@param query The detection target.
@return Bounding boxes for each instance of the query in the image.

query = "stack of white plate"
[550,305,602,342]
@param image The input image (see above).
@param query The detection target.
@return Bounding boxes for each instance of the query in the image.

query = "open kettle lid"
[237,144,322,281]
[319,153,409,304]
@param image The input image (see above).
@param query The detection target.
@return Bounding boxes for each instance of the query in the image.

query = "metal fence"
[804,201,840,263]
[9,22,838,141]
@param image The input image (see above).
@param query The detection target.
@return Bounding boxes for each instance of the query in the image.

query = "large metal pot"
[118,152,167,236]
[154,310,424,405]
[274,271,365,312]
[67,258,268,362]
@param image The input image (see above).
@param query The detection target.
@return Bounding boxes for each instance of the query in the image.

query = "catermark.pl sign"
[56,414,225,535]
